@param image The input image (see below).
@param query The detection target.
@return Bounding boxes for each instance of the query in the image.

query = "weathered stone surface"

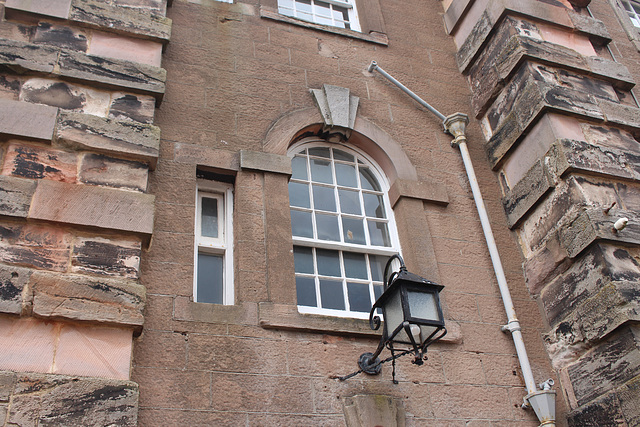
[29,179,155,236]
[20,78,111,116]
[69,0,172,42]
[108,93,155,124]
[0,99,58,141]
[56,111,160,168]
[31,271,145,327]
[0,38,58,74]
[4,0,73,19]
[4,372,138,426]
[0,175,37,219]
[79,153,148,191]
[567,391,626,427]
[0,222,72,272]
[566,325,640,407]
[343,394,405,427]
[388,178,449,207]
[32,22,88,51]
[240,150,292,175]
[0,265,32,315]
[2,142,78,183]
[71,237,141,279]
[502,159,555,228]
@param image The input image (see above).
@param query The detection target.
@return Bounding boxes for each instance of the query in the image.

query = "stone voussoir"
[30,270,145,327]
[55,111,160,168]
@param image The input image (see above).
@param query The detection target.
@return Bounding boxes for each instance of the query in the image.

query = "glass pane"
[343,252,367,279]
[293,246,314,274]
[342,217,365,244]
[291,156,308,180]
[310,158,333,184]
[315,213,340,241]
[407,290,440,322]
[384,290,408,342]
[201,197,219,238]
[319,279,345,310]
[374,284,384,301]
[333,149,354,162]
[363,193,385,218]
[197,253,223,304]
[335,163,357,187]
[295,0,312,14]
[291,209,313,238]
[316,249,340,276]
[308,146,330,158]
[368,220,391,247]
[369,255,389,282]
[278,0,294,14]
[312,185,336,212]
[348,282,371,313]
[289,181,310,208]
[296,276,317,307]
[333,7,349,28]
[359,167,381,191]
[338,189,361,215]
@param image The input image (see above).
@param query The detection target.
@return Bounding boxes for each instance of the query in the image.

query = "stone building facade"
[0,0,639,425]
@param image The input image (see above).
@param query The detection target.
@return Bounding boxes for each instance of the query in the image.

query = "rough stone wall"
[135,0,553,425]
[445,0,640,424]
[0,0,169,424]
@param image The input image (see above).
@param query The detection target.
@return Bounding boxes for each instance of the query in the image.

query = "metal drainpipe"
[368,61,556,427]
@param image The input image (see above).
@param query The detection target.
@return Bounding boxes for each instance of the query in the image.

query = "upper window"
[277,0,361,31]
[194,180,234,305]
[622,0,640,27]
[288,141,400,318]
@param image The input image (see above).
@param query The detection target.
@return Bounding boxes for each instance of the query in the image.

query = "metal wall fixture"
[337,255,447,383]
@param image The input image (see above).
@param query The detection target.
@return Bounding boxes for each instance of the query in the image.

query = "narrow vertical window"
[194,180,234,305]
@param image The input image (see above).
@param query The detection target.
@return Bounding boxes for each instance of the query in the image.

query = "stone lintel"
[29,179,155,236]
[454,0,610,72]
[258,302,462,343]
[5,0,172,43]
[30,271,145,328]
[240,150,292,175]
[388,178,449,207]
[56,111,160,169]
[0,99,58,141]
[0,175,38,219]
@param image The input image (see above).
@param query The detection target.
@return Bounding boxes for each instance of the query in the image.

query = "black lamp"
[341,255,446,382]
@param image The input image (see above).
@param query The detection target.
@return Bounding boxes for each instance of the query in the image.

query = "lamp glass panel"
[384,289,408,342]
[406,290,440,322]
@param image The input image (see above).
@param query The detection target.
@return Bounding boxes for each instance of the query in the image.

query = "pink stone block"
[1,141,78,183]
[5,0,72,19]
[54,325,133,380]
[88,31,163,67]
[0,317,56,373]
[538,22,597,57]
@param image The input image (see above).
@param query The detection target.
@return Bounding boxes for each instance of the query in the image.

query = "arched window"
[288,139,400,318]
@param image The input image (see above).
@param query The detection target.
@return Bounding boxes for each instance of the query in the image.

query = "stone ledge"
[0,99,58,141]
[5,0,171,43]
[240,150,292,175]
[453,0,611,72]
[29,180,155,237]
[30,271,145,328]
[260,6,388,46]
[258,302,462,343]
[388,178,449,207]
[173,297,258,325]
[0,371,139,426]
[0,38,166,102]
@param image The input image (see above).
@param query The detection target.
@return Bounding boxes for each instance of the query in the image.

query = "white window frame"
[622,0,640,27]
[288,139,401,319]
[194,180,234,305]
[277,0,361,32]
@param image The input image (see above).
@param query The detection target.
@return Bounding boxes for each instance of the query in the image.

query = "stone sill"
[258,302,462,343]
[259,7,388,46]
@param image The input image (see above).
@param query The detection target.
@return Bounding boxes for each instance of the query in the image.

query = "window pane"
[320,279,345,310]
[316,248,340,276]
[368,220,391,247]
[369,255,389,282]
[359,167,381,191]
[296,276,317,307]
[333,149,354,162]
[197,253,223,304]
[310,158,333,184]
[315,213,340,241]
[333,7,349,28]
[291,156,308,180]
[291,209,313,238]
[201,197,219,238]
[348,282,371,312]
[278,0,294,14]
[335,163,357,187]
[363,193,385,218]
[342,217,366,244]
[338,189,361,215]
[308,146,330,158]
[289,181,310,208]
[312,185,336,212]
[343,252,367,279]
[293,246,314,274]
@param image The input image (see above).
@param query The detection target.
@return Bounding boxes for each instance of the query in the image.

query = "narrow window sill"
[258,302,462,343]
[259,6,388,46]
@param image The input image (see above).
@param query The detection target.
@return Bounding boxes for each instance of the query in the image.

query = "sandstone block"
[0,222,72,272]
[29,179,155,236]
[0,38,58,75]
[2,142,78,183]
[240,150,292,175]
[108,92,156,124]
[0,175,36,219]
[502,159,555,228]
[5,0,73,19]
[56,111,160,168]
[20,78,111,116]
[30,271,145,327]
[343,394,405,427]
[0,265,32,315]
[388,178,449,207]
[79,153,148,191]
[32,22,88,51]
[71,236,141,279]
[0,99,58,141]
